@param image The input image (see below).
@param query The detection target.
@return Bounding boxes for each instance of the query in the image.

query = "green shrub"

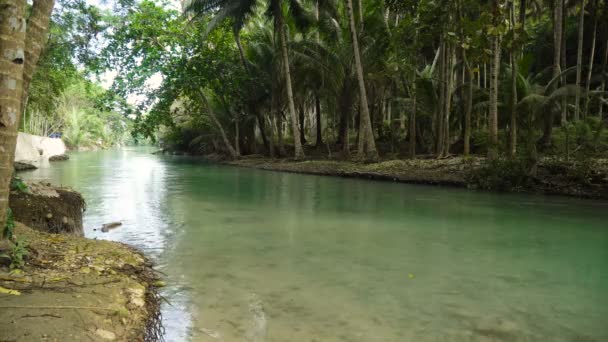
[10,177,28,193]
[468,157,534,191]
[3,209,15,240]
[8,238,29,270]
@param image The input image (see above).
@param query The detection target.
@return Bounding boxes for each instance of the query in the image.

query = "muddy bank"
[227,157,608,200]
[229,157,468,186]
[0,223,163,341]
[10,183,86,236]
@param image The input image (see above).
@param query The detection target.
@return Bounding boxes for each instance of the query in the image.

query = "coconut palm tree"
[346,0,378,161]
[187,0,309,160]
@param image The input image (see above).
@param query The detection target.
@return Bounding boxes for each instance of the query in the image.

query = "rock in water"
[14,161,37,172]
[101,222,123,232]
[49,153,69,162]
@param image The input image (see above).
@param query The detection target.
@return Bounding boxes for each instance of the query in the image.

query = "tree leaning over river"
[0,0,55,231]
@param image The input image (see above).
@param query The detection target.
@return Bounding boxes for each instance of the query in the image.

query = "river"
[20,147,608,341]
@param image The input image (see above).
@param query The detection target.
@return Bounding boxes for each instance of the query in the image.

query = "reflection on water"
[21,148,608,341]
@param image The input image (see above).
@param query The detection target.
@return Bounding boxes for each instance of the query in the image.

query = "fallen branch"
[20,313,62,319]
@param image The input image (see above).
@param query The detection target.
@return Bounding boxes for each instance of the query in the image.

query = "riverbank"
[0,223,163,341]
[227,156,608,200]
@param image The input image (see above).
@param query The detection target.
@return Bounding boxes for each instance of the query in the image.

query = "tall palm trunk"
[315,95,322,147]
[509,0,518,157]
[436,40,446,156]
[574,0,586,122]
[409,70,417,158]
[440,42,454,158]
[347,0,378,161]
[489,1,501,159]
[1,0,54,232]
[274,1,305,160]
[600,38,608,120]
[21,0,55,109]
[0,0,27,232]
[298,104,306,144]
[314,0,323,148]
[584,0,599,118]
[463,51,473,157]
[543,0,563,147]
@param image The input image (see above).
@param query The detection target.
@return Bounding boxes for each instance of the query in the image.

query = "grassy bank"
[0,223,163,341]
[227,156,608,200]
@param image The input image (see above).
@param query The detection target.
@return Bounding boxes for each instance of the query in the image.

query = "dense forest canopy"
[9,0,608,162]
[76,0,608,166]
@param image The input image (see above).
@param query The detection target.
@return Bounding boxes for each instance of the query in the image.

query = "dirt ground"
[228,156,608,199]
[9,183,86,236]
[0,223,162,342]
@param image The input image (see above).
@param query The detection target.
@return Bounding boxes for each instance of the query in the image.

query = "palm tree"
[574,0,586,121]
[346,0,378,161]
[488,0,502,159]
[187,0,307,160]
[0,0,55,233]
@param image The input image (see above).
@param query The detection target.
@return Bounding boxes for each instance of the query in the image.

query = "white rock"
[95,329,116,340]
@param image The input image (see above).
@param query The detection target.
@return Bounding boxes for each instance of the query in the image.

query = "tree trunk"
[199,90,238,159]
[600,38,608,120]
[509,0,518,157]
[347,0,378,161]
[584,0,599,118]
[574,0,586,122]
[409,72,417,158]
[275,1,305,160]
[542,0,563,147]
[489,1,502,159]
[463,52,473,157]
[315,95,322,147]
[436,40,446,156]
[357,0,364,30]
[443,44,454,157]
[21,0,55,110]
[560,0,567,124]
[0,0,27,232]
[235,29,249,73]
[235,115,240,156]
[298,104,306,145]
[277,112,286,157]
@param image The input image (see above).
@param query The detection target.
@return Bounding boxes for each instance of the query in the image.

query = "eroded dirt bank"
[1,182,163,341]
[0,224,163,341]
[227,157,608,200]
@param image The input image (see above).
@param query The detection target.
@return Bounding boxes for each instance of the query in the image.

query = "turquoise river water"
[21,147,608,342]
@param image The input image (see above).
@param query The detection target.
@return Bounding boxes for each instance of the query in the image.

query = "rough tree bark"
[1,0,55,232]
[0,0,27,231]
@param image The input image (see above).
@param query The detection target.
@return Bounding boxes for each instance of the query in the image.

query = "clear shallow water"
[21,148,608,341]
